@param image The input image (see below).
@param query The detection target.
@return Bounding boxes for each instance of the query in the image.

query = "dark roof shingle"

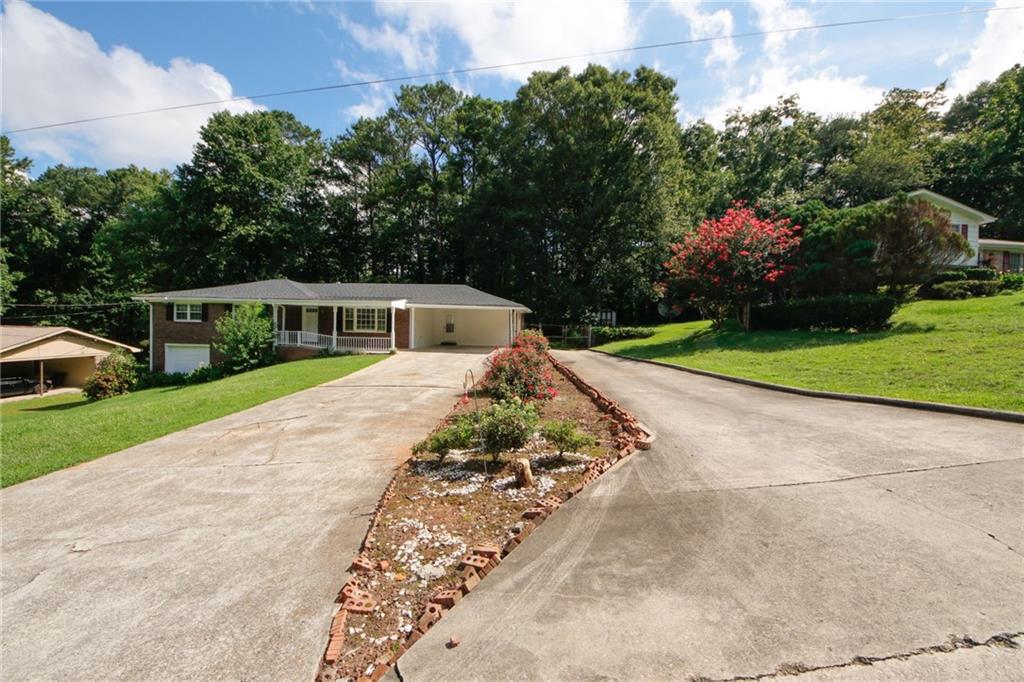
[135,279,529,310]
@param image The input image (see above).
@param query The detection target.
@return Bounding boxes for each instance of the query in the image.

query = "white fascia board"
[406,303,532,313]
[133,295,403,308]
[908,189,998,224]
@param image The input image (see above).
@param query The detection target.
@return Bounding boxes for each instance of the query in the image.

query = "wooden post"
[390,306,396,351]
[37,360,44,395]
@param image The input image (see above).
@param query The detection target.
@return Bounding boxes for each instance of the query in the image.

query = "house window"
[174,303,203,322]
[343,307,387,332]
[445,314,455,334]
[960,224,969,239]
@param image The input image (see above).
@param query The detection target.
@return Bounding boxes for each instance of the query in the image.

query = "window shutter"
[961,225,969,239]
[166,303,174,321]
[201,304,209,322]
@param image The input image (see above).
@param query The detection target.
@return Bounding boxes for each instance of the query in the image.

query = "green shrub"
[998,272,1024,291]
[592,326,656,343]
[412,414,477,465]
[961,267,999,281]
[479,398,539,461]
[751,294,898,332]
[926,280,1000,300]
[541,419,597,459]
[213,302,275,374]
[927,270,968,285]
[83,349,138,401]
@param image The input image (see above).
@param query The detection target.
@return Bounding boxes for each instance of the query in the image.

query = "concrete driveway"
[397,350,1024,681]
[0,349,488,681]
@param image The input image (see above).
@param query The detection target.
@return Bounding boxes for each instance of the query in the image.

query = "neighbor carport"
[0,326,139,391]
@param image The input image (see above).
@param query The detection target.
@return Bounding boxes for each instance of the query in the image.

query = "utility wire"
[3,4,1019,135]
[0,309,137,320]
[4,302,143,308]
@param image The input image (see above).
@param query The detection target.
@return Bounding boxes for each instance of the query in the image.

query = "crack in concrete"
[694,632,1023,681]
[678,456,1024,495]
[67,525,196,554]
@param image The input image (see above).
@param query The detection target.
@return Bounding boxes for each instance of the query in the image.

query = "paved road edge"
[588,349,1024,424]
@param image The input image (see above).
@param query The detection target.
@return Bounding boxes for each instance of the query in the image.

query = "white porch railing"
[275,330,392,354]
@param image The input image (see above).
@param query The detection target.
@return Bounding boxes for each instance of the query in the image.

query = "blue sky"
[2,1,1021,172]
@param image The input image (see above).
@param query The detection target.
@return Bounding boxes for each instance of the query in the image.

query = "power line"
[1,308,138,320]
[4,4,1019,135]
[4,302,143,308]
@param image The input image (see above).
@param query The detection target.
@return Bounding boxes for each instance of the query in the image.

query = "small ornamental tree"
[479,398,539,462]
[871,195,972,300]
[661,204,801,329]
[213,303,274,374]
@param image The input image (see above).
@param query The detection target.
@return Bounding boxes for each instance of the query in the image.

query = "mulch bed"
[316,357,645,682]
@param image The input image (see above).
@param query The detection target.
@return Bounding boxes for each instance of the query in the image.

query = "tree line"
[1,63,1020,345]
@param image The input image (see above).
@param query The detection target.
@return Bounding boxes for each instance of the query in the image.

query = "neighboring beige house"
[0,326,140,392]
[978,239,1024,273]
[907,189,997,267]
[134,280,530,374]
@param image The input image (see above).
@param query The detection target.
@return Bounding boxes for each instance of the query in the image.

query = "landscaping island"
[317,334,651,682]
[595,292,1024,413]
[0,354,384,487]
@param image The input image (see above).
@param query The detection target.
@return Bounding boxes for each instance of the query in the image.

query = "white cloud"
[668,1,739,68]
[333,61,392,120]
[947,0,1024,98]
[340,1,639,81]
[702,65,885,126]
[1,0,259,169]
[750,0,813,59]
[694,1,883,126]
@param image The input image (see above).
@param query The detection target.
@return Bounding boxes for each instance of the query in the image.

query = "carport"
[408,305,523,349]
[0,326,139,393]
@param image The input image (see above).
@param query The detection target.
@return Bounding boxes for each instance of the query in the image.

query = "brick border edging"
[319,352,655,681]
[588,349,1024,424]
[546,353,657,456]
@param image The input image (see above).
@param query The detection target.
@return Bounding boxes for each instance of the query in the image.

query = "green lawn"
[595,292,1024,413]
[0,354,385,487]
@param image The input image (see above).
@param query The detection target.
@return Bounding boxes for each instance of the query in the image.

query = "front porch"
[272,303,398,354]
[274,330,393,354]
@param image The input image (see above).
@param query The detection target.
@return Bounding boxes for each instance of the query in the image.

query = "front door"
[301,307,319,345]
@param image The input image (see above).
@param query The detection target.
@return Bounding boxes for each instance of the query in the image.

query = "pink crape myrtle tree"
[659,203,801,330]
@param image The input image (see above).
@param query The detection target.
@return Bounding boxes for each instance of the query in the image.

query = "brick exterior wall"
[395,308,410,349]
[151,303,229,371]
[277,346,318,362]
[152,303,412,370]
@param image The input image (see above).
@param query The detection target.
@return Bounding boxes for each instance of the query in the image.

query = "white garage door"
[165,344,210,374]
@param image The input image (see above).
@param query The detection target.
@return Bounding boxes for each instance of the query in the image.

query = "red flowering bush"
[661,203,800,329]
[512,329,549,354]
[482,331,557,401]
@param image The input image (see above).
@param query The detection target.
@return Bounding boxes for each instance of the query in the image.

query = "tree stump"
[514,458,534,488]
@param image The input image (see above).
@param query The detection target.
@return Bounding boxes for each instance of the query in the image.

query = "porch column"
[390,306,396,351]
[271,304,278,348]
[332,305,337,350]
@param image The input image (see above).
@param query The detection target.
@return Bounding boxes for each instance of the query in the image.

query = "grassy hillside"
[0,354,385,487]
[596,292,1024,413]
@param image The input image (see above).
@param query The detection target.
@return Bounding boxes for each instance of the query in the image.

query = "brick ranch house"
[134,279,530,374]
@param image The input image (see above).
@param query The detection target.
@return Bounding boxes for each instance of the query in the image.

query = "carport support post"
[37,360,44,395]
[389,306,396,351]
